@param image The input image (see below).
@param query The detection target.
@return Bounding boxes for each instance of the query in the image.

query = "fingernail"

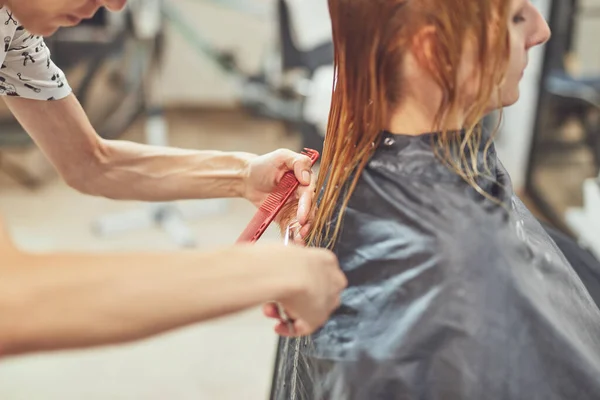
[302,170,310,184]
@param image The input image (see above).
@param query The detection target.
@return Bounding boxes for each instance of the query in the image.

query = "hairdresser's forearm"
[85,140,257,201]
[3,94,257,202]
[0,248,294,356]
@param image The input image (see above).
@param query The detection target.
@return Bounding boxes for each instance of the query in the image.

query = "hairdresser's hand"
[261,245,347,337]
[244,149,316,241]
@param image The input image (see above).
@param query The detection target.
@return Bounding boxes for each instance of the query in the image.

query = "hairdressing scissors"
[274,222,300,335]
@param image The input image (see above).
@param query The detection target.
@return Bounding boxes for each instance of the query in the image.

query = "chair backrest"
[542,221,600,307]
[277,0,333,74]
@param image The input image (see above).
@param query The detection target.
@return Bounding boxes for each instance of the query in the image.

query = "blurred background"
[0,0,598,399]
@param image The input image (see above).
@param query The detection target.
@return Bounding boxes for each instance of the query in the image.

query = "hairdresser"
[0,0,347,357]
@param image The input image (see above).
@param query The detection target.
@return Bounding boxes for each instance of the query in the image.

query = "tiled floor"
[0,110,302,400]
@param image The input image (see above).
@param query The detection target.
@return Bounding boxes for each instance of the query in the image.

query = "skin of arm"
[0,91,327,355]
[0,243,304,357]
[2,94,311,203]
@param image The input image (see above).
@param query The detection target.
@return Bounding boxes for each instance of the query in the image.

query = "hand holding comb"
[236,148,320,243]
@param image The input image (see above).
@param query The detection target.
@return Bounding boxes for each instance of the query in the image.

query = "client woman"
[270,0,600,399]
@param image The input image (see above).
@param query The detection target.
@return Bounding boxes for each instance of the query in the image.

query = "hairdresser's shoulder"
[0,12,72,101]
[0,7,28,42]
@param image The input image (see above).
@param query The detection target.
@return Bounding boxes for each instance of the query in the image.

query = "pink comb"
[236,148,320,243]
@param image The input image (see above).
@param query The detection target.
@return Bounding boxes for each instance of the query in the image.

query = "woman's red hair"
[282,0,511,248]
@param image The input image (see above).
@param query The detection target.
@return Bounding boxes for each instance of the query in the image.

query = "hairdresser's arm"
[0,242,343,357]
[3,95,315,223]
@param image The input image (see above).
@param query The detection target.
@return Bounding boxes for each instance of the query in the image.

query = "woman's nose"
[527,8,551,49]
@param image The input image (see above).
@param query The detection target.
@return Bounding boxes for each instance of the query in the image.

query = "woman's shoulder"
[331,164,511,273]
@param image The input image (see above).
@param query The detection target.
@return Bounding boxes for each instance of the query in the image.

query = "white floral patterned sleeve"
[0,22,72,100]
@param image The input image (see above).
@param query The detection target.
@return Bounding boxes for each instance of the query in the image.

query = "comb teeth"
[259,173,297,213]
[302,148,320,162]
[257,149,320,214]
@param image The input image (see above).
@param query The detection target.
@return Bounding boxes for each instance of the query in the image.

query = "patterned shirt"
[0,7,72,101]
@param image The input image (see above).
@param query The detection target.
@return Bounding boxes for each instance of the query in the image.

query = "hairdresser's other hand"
[261,245,347,337]
[244,149,316,240]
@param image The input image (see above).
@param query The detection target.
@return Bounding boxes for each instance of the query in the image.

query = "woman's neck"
[385,63,468,135]
[386,100,466,136]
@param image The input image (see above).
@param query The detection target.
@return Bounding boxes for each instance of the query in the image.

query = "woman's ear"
[410,25,438,71]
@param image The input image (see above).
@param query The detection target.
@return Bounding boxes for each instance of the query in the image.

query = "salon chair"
[276,0,333,76]
[543,52,600,252]
[524,0,600,252]
[531,68,600,251]
[543,222,600,308]
[240,0,334,153]
[161,0,334,153]
[0,8,157,147]
[543,70,600,169]
[0,7,159,187]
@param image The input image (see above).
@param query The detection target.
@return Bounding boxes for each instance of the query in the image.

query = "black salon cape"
[270,131,600,400]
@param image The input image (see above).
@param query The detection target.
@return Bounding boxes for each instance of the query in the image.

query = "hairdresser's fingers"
[280,149,312,186]
[296,189,312,226]
[263,303,279,319]
[295,171,317,225]
[275,319,309,337]
[291,222,311,245]
[299,223,311,240]
[310,165,317,191]
[299,203,316,235]
[291,319,310,336]
[274,321,289,336]
[293,231,305,246]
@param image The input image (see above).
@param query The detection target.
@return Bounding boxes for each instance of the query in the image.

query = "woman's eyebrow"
[516,0,528,12]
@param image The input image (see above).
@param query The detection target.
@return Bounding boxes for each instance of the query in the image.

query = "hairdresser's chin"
[2,0,127,37]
